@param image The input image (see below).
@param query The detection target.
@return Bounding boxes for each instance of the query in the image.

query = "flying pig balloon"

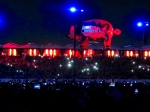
[66,19,121,49]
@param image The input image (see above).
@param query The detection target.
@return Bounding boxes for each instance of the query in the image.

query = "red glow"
[112,50,114,56]
[64,49,82,58]
[50,49,52,56]
[43,49,61,57]
[83,49,93,58]
[69,49,72,58]
[106,50,116,57]
[13,49,16,56]
[144,51,148,57]
[125,50,139,57]
[143,51,150,57]
[33,49,36,56]
[46,49,48,56]
[28,49,39,56]
[8,49,17,56]
[130,51,133,57]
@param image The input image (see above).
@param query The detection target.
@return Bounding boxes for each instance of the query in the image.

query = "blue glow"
[145,22,149,26]
[81,9,84,12]
[137,22,142,27]
[0,16,5,29]
[146,23,149,26]
[84,26,90,29]
[70,7,76,12]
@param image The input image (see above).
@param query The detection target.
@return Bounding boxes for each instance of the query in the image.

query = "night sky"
[0,0,150,46]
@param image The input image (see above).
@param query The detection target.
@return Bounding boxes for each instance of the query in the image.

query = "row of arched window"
[1,48,150,58]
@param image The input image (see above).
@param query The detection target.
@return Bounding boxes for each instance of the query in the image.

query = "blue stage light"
[145,22,149,26]
[70,7,77,12]
[137,22,143,27]
[81,9,84,12]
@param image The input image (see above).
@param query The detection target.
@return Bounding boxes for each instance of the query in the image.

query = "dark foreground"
[0,80,150,112]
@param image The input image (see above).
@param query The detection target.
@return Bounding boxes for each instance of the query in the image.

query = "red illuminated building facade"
[0,42,150,58]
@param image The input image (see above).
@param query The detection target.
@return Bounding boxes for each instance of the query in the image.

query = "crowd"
[0,55,150,80]
[0,80,150,112]
[0,56,150,111]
